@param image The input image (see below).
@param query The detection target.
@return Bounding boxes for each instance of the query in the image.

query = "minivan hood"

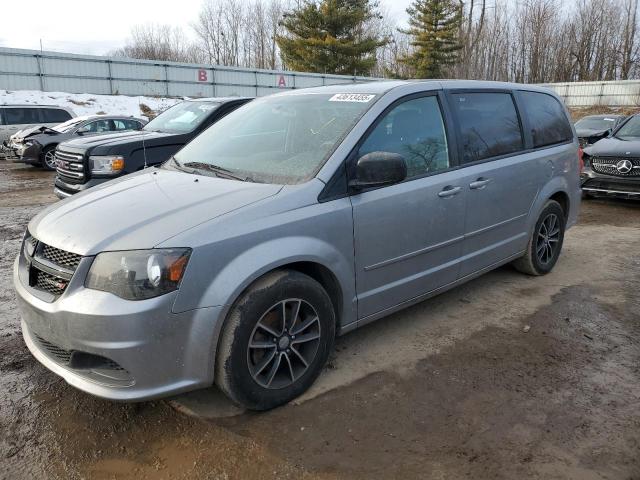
[29,169,282,255]
[584,137,640,156]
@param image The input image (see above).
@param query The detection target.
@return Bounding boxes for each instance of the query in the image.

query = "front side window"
[520,91,572,148]
[114,119,142,131]
[358,96,449,179]
[172,93,377,184]
[451,92,523,163]
[144,101,220,134]
[79,120,111,133]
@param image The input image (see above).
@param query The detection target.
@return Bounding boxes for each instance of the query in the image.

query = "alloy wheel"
[536,213,560,265]
[44,150,56,169]
[247,298,321,389]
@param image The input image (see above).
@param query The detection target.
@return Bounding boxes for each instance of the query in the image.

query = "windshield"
[575,116,618,131]
[614,116,640,138]
[52,118,86,133]
[172,93,377,184]
[144,101,219,134]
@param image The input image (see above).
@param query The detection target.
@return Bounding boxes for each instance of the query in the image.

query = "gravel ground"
[1,161,639,480]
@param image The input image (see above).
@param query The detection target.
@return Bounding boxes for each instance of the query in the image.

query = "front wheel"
[513,200,566,276]
[40,145,58,171]
[215,270,335,410]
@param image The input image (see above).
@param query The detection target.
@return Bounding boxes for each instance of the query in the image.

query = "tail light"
[578,146,584,173]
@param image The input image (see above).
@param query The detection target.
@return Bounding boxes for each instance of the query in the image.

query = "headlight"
[85,249,191,300]
[89,155,125,175]
[22,230,37,257]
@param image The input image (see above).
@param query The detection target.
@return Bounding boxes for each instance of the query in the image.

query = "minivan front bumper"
[14,254,223,401]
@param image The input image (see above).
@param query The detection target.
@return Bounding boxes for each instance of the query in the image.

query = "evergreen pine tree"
[400,0,463,78]
[277,0,388,76]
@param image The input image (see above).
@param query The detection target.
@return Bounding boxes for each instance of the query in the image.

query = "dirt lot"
[1,161,639,480]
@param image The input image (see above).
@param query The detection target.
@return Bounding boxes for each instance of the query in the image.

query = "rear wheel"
[40,145,57,171]
[513,200,566,276]
[215,270,335,410]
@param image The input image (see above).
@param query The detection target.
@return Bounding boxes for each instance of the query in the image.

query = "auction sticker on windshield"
[329,93,376,102]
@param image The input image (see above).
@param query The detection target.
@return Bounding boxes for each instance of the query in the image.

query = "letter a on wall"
[277,75,287,88]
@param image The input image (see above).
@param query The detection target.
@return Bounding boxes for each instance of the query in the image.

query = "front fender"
[175,235,357,328]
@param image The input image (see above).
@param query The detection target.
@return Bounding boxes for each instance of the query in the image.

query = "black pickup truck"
[54,97,252,198]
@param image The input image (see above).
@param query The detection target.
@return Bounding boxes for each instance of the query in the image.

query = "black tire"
[40,145,58,171]
[513,200,566,276]
[215,270,335,410]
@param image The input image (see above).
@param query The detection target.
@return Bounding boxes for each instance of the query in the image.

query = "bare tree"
[113,24,203,63]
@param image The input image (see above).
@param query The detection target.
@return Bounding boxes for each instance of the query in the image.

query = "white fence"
[542,80,640,107]
[0,47,380,98]
[1,47,638,106]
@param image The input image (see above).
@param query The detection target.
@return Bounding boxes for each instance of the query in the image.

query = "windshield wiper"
[182,161,248,181]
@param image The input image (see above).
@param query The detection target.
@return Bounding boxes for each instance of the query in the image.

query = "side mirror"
[350,151,407,190]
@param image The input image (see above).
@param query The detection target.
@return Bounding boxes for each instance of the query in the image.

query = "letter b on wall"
[197,69,208,82]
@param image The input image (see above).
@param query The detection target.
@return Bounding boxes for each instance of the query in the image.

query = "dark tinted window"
[4,107,40,125]
[451,92,523,163]
[359,96,449,179]
[520,91,572,148]
[40,108,72,123]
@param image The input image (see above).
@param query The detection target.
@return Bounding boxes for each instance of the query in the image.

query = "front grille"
[25,233,82,300]
[55,149,85,184]
[42,244,82,270]
[34,334,72,363]
[591,157,640,177]
[34,269,68,296]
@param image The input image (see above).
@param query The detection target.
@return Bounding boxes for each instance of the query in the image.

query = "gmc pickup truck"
[54,97,251,198]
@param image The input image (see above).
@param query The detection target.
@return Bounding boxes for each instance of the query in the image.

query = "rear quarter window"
[40,108,72,123]
[520,91,573,148]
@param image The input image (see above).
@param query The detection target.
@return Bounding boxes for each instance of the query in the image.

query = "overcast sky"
[0,0,412,55]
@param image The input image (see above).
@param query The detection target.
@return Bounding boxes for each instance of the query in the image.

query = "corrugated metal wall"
[2,47,639,106]
[0,47,380,98]
[542,80,640,107]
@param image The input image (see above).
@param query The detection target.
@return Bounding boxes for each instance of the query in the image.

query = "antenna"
[140,99,148,169]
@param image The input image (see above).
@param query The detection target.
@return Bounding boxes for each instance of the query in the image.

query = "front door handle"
[469,177,491,190]
[438,185,462,198]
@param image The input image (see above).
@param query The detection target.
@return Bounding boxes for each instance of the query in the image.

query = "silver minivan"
[14,81,581,410]
[0,104,75,145]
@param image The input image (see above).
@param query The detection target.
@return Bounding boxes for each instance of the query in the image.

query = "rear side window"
[520,91,573,148]
[40,108,72,123]
[450,92,523,163]
[4,108,40,125]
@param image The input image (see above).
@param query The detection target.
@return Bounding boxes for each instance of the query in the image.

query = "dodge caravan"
[14,81,581,410]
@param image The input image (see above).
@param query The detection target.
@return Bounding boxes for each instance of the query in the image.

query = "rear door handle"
[438,186,462,198]
[469,177,491,190]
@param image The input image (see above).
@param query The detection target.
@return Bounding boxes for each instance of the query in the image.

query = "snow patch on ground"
[0,90,183,119]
